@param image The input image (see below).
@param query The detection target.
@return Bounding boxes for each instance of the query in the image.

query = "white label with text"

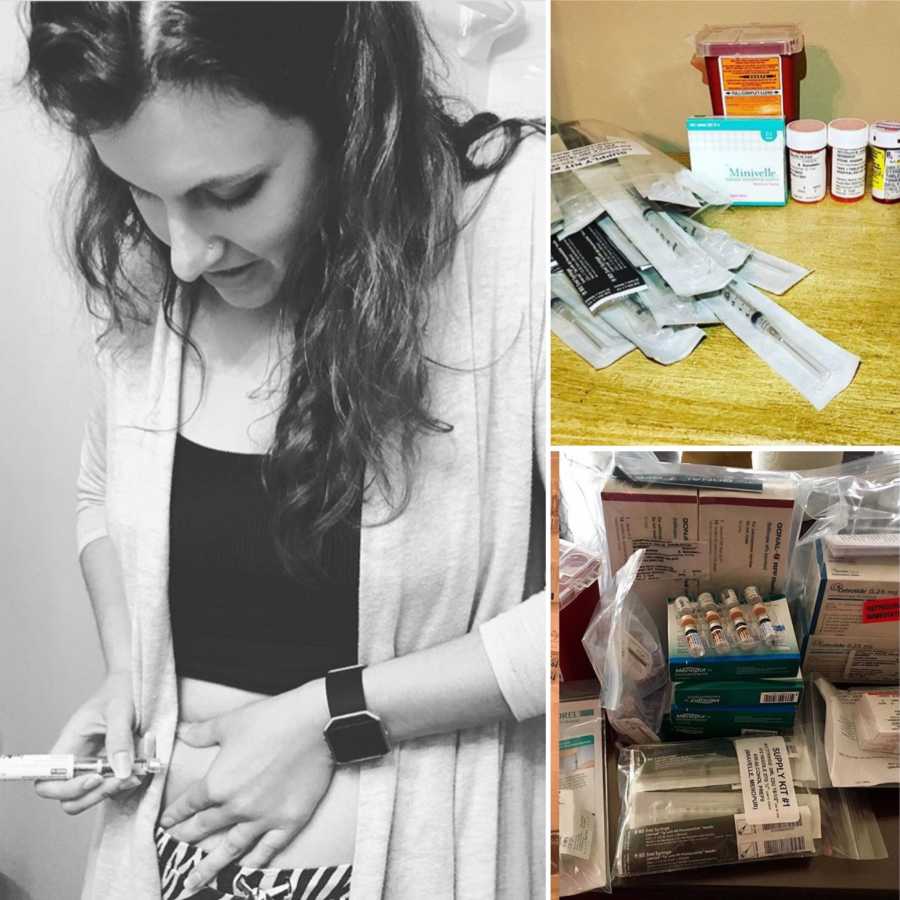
[734,736,799,825]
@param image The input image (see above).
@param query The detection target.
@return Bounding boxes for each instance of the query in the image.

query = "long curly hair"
[24,1,539,572]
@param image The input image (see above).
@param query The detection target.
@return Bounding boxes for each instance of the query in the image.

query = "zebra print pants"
[156,827,352,900]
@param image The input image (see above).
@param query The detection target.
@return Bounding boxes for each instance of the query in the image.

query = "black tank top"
[168,433,359,695]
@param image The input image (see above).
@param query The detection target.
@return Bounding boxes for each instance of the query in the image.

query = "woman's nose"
[167,214,220,283]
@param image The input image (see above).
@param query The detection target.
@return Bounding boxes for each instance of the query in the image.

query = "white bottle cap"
[870,121,900,149]
[828,118,869,149]
[787,119,827,151]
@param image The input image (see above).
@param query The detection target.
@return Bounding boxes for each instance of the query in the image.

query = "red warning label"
[862,597,900,624]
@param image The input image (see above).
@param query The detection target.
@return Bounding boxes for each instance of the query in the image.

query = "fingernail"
[112,752,131,779]
[159,813,173,828]
[183,874,200,890]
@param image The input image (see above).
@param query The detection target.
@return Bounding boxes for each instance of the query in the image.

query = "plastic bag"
[785,452,900,670]
[582,550,669,743]
[613,736,819,878]
[559,539,604,611]
[559,450,615,592]
[558,683,611,894]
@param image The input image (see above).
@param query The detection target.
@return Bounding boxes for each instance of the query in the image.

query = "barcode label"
[763,836,809,855]
[734,807,814,860]
[760,819,801,833]
[760,691,800,704]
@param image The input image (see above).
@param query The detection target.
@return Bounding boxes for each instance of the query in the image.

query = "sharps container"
[694,24,804,122]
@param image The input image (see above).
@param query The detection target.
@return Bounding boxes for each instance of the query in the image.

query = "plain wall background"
[0,3,545,898]
[552,0,900,153]
[0,3,103,898]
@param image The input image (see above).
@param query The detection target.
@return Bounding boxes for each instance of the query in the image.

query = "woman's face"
[90,87,322,310]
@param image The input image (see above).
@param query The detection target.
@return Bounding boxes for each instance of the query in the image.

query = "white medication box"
[803,540,900,683]
[687,116,787,206]
[601,475,797,595]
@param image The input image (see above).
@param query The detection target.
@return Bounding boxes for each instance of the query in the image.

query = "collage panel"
[1,3,548,899]
[549,2,899,897]
[550,0,899,445]
[553,448,900,898]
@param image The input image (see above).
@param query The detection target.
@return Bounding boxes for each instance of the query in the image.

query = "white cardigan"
[77,136,547,899]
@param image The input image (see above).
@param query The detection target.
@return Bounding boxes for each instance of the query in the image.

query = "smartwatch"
[323,664,391,765]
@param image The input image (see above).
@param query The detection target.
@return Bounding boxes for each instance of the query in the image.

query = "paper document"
[816,678,900,786]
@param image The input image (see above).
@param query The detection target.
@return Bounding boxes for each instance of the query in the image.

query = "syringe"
[719,284,828,381]
[0,754,164,781]
[551,296,609,349]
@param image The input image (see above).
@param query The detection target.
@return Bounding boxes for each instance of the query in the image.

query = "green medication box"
[668,594,800,680]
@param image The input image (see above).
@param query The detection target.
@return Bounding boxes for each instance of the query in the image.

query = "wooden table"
[552,168,900,446]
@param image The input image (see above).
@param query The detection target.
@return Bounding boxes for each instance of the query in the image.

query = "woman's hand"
[159,678,334,893]
[33,670,144,813]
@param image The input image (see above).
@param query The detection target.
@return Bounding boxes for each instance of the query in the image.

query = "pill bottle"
[786,119,827,202]
[694,24,804,122]
[828,118,869,202]
[870,121,900,204]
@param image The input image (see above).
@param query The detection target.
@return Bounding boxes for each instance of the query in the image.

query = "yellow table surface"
[551,168,900,446]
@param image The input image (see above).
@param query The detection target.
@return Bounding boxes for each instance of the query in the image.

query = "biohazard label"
[719,55,783,116]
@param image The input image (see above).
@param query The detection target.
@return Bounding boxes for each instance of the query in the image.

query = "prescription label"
[734,736,799,825]
[871,148,900,201]
[719,56,783,116]
[551,139,650,174]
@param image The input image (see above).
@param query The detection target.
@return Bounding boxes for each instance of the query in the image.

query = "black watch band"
[323,665,391,765]
[325,664,368,718]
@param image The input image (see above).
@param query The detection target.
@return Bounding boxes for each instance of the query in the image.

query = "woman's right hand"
[34,670,145,814]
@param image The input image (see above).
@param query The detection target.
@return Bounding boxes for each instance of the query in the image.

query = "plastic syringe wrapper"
[613,736,819,877]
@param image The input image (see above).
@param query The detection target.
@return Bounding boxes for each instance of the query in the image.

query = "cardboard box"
[601,475,797,597]
[687,116,787,206]
[668,596,801,680]
[665,703,798,738]
[672,669,804,708]
[802,540,900,683]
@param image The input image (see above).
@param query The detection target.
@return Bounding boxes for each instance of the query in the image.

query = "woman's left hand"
[159,679,334,893]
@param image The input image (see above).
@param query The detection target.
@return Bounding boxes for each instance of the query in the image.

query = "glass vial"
[786,119,827,202]
[870,121,900,204]
[828,118,869,202]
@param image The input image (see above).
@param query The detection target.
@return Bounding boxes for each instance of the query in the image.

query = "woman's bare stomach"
[160,677,358,868]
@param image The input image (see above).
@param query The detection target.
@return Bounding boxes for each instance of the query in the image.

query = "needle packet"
[703,277,859,409]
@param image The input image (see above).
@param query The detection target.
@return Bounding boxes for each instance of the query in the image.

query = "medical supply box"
[668,595,801,680]
[802,539,900,683]
[666,669,803,738]
[687,117,787,206]
[602,473,797,598]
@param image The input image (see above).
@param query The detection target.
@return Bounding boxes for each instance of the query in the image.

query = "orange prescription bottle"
[828,118,869,202]
[870,121,900,204]
[786,120,827,202]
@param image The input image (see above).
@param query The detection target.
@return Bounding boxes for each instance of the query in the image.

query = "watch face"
[325,711,390,764]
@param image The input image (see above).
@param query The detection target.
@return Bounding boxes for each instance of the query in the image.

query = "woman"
[24,3,546,899]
